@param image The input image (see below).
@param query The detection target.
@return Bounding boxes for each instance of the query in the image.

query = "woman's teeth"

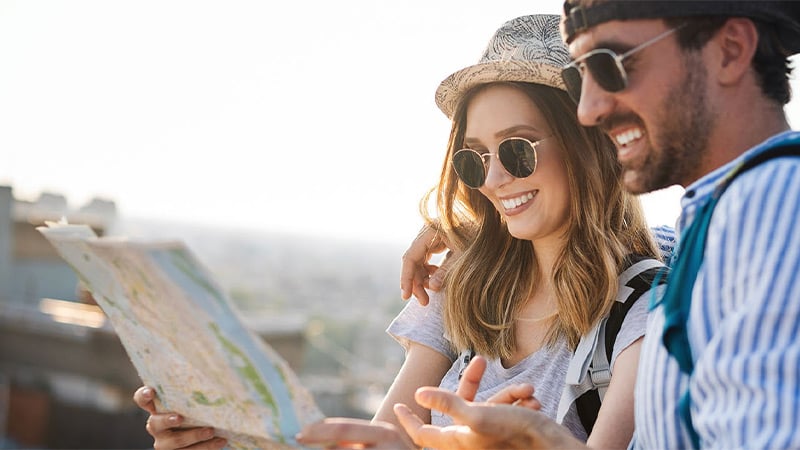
[501,192,535,209]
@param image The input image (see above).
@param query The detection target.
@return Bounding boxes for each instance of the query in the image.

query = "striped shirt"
[632,130,800,449]
[651,223,677,261]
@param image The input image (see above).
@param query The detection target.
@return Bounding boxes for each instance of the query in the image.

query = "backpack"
[455,255,668,433]
[557,254,667,434]
[659,143,800,449]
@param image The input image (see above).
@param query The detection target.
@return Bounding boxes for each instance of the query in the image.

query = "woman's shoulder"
[618,254,668,300]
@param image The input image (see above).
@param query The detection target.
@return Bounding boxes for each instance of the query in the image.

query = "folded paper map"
[38,222,324,449]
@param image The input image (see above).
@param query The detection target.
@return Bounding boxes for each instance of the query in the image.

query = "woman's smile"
[500,190,537,214]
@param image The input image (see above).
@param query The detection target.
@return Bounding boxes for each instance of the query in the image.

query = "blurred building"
[0,185,309,449]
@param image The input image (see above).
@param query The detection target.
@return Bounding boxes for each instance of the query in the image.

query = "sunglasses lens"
[561,66,582,102]
[498,139,536,179]
[452,150,486,188]
[585,52,627,92]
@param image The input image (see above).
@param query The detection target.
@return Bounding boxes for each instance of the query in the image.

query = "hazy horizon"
[3,1,798,244]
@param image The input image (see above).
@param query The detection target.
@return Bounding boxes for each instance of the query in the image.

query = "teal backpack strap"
[661,197,715,449]
[659,143,800,449]
[662,196,717,373]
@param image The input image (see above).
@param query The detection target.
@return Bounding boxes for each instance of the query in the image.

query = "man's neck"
[690,100,790,186]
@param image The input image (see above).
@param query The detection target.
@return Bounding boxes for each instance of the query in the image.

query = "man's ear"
[714,17,759,86]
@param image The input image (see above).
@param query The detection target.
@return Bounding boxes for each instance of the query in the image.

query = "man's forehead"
[565,18,666,57]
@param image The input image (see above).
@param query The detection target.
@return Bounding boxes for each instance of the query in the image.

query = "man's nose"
[576,72,615,127]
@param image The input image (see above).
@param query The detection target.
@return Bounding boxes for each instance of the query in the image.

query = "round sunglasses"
[452,137,548,189]
[560,25,684,102]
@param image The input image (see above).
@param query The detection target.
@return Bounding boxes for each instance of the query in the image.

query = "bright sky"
[2,1,799,245]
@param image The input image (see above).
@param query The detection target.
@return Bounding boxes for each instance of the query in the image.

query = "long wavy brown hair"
[422,81,658,359]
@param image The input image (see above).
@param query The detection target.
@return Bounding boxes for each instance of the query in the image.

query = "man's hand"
[392,356,579,450]
[456,355,541,409]
[394,391,581,450]
[400,224,453,305]
[133,386,227,450]
[296,418,416,449]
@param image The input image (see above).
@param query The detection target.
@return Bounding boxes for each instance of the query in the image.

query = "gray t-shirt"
[387,285,649,441]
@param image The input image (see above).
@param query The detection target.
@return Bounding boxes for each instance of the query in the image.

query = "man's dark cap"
[562,1,800,54]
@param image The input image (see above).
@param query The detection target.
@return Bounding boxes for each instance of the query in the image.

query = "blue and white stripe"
[651,223,677,261]
[633,304,695,449]
[633,130,800,449]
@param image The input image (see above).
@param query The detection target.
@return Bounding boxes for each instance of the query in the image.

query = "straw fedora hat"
[434,14,571,119]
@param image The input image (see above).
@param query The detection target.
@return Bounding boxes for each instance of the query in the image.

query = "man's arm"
[399,225,675,305]
[693,164,800,448]
[298,342,451,449]
[296,418,414,450]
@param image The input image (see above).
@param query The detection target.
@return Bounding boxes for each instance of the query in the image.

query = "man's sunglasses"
[452,137,548,189]
[561,25,684,102]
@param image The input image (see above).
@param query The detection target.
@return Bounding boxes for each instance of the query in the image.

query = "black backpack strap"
[457,349,476,380]
[575,385,602,434]
[605,256,667,358]
[574,255,667,434]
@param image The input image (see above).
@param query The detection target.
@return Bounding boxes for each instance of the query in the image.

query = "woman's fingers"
[133,386,158,414]
[486,384,540,410]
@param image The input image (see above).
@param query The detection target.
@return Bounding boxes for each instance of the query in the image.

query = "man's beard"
[632,51,714,193]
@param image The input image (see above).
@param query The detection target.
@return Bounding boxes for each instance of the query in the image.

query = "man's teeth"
[615,128,643,146]
[501,192,535,209]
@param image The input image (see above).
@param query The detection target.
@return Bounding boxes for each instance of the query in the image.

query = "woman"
[302,14,662,449]
[137,14,665,449]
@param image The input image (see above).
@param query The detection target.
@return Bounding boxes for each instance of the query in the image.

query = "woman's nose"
[483,153,514,189]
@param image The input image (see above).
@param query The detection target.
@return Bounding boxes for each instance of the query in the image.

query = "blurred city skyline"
[2,1,799,245]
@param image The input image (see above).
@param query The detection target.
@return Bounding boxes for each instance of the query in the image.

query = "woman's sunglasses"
[452,137,548,189]
[560,25,684,102]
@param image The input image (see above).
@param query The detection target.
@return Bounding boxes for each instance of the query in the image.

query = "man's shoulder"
[718,133,800,198]
[710,137,800,243]
[743,131,800,172]
[727,143,800,196]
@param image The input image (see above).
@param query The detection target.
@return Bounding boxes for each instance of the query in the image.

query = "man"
[396,1,800,448]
